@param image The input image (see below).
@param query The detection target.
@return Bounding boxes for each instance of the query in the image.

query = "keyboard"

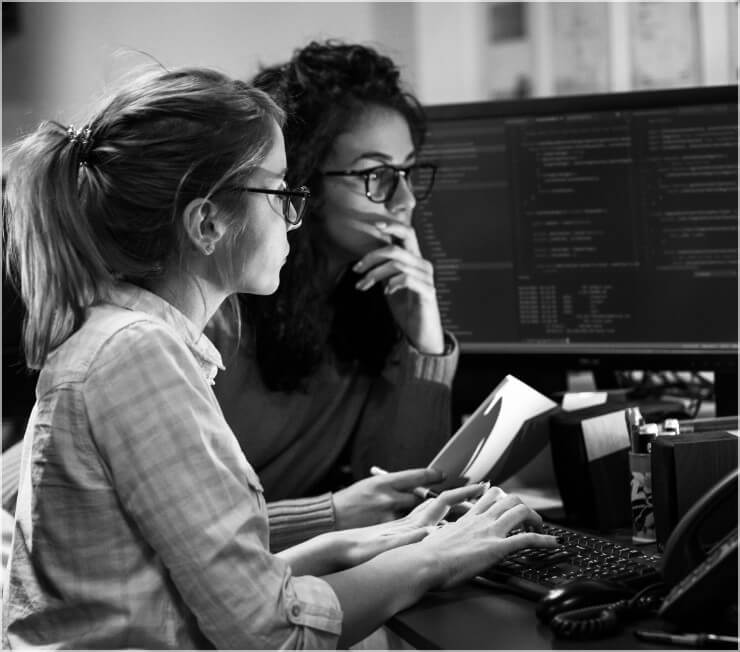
[478,523,663,600]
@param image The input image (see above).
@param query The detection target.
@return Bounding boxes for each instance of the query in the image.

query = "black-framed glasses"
[223,185,310,226]
[323,163,437,203]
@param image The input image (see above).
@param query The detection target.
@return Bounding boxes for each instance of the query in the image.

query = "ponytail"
[4,121,112,369]
[4,66,284,370]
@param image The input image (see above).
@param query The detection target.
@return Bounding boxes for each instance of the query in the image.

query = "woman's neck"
[146,273,227,333]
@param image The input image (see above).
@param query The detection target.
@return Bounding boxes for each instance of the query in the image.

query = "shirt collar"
[104,282,225,385]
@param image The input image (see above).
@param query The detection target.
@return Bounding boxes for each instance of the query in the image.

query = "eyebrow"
[349,150,417,166]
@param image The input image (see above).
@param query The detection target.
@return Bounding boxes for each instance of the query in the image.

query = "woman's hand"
[415,486,559,590]
[352,219,445,355]
[332,467,448,530]
[296,484,487,575]
[276,521,428,577]
[280,484,483,576]
[338,484,487,567]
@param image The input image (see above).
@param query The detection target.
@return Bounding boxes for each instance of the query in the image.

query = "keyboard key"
[478,522,662,600]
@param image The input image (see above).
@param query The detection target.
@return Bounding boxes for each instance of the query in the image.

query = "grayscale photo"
[2,2,738,649]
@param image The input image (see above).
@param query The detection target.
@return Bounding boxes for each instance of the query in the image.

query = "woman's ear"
[182,198,228,256]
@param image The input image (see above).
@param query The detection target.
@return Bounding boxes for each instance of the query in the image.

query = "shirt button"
[291,604,301,618]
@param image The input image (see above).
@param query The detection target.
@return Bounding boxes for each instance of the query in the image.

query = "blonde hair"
[4,66,284,369]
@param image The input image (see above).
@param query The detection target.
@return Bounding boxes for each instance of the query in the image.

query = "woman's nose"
[386,172,416,218]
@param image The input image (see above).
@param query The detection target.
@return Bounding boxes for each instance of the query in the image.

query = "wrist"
[278,531,346,576]
[402,304,445,355]
[414,337,445,356]
[409,328,446,356]
[381,542,445,595]
[331,490,348,530]
[315,531,348,573]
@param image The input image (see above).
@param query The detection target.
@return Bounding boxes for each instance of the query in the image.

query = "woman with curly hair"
[209,41,460,550]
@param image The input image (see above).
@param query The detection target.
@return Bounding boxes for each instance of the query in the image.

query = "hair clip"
[67,125,93,166]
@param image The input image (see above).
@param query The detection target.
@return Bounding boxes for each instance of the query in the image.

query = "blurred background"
[2,2,738,148]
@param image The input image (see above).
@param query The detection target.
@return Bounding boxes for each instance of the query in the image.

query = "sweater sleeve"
[349,332,459,479]
[397,331,458,386]
[267,493,336,552]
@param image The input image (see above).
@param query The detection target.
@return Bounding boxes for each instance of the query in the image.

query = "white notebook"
[429,374,557,491]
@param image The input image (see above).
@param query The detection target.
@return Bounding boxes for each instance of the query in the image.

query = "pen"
[369,465,476,511]
[635,630,739,648]
[625,406,645,452]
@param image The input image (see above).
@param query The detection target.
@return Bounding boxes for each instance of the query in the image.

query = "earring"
[203,243,214,256]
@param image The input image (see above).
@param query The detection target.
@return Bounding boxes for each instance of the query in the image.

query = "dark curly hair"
[243,40,427,391]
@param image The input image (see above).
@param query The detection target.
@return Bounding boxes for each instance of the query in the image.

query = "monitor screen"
[417,86,738,377]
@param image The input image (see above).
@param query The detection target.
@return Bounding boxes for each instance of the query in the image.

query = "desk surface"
[389,581,668,650]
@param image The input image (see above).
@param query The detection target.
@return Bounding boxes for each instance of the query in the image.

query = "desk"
[388,504,673,650]
[389,581,668,650]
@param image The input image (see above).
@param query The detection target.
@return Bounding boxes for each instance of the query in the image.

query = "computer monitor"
[416,85,738,415]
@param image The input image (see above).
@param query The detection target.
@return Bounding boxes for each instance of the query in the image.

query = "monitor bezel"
[421,84,739,376]
[423,84,737,124]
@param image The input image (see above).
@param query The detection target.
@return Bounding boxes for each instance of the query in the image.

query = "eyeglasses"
[323,163,437,204]
[223,185,310,226]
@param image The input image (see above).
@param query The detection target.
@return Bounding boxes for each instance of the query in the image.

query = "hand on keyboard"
[415,486,559,590]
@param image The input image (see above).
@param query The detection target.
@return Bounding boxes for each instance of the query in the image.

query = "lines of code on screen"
[416,95,738,354]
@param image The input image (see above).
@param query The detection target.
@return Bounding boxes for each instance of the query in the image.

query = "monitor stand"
[714,370,739,417]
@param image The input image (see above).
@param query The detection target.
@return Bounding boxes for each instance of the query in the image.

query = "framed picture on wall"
[485,3,533,99]
[630,2,701,89]
[551,3,610,95]
[489,2,527,42]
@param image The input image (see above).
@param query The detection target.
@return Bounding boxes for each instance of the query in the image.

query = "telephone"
[658,467,738,627]
[542,469,738,639]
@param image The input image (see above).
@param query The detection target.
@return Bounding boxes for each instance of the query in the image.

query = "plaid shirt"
[2,284,342,649]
